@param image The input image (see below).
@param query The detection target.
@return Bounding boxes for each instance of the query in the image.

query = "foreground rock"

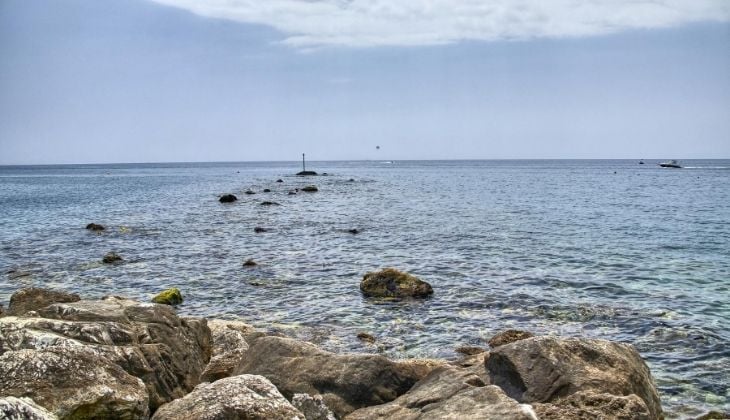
[360,268,433,298]
[233,335,432,418]
[533,390,651,419]
[292,394,337,420]
[486,336,663,419]
[7,287,80,316]
[0,397,58,420]
[152,375,303,420]
[346,365,537,420]
[0,346,150,419]
[200,319,254,383]
[0,292,211,413]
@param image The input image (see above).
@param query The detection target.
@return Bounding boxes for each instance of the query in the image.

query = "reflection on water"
[1,160,729,417]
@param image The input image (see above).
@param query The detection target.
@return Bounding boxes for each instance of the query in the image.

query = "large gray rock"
[292,394,337,420]
[7,288,80,316]
[0,294,212,412]
[486,336,662,419]
[0,346,149,419]
[533,391,651,419]
[360,268,433,299]
[345,365,537,420]
[151,375,304,420]
[200,319,253,382]
[0,397,58,420]
[233,336,432,418]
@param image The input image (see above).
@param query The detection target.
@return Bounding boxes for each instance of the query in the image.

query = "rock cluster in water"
[0,287,664,419]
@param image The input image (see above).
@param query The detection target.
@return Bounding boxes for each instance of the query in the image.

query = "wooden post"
[302,153,306,171]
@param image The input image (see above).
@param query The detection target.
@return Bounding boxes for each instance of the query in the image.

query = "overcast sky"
[1,0,729,164]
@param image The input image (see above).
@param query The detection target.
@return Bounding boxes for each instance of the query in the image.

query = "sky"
[0,0,729,164]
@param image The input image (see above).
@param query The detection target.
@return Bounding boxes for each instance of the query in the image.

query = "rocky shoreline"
[0,286,672,419]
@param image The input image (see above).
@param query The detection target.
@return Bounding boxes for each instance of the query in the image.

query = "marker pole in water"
[302,153,306,172]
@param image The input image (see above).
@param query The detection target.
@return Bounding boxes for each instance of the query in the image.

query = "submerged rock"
[102,251,123,264]
[152,375,304,420]
[288,190,297,195]
[254,227,268,233]
[243,258,258,267]
[347,228,360,234]
[0,397,57,420]
[260,201,280,206]
[488,329,534,348]
[263,188,271,193]
[0,346,150,419]
[360,268,433,299]
[297,171,318,176]
[152,288,183,305]
[245,190,256,195]
[85,223,105,231]
[301,185,319,192]
[7,287,80,316]
[486,336,663,419]
[345,365,537,420]
[356,332,376,344]
[219,194,237,203]
[276,179,284,183]
[233,335,431,418]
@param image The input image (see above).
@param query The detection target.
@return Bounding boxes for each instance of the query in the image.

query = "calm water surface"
[1,160,728,418]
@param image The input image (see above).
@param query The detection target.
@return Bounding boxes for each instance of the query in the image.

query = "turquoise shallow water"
[0,159,728,417]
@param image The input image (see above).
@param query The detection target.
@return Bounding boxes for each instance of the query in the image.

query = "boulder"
[345,365,537,420]
[0,397,57,420]
[488,329,534,348]
[102,251,123,264]
[233,336,430,418]
[219,194,237,203]
[243,259,258,267]
[0,346,150,419]
[301,185,318,192]
[200,319,253,383]
[292,394,337,420]
[151,375,304,420]
[7,287,80,316]
[533,391,651,419]
[360,268,433,299]
[1,294,212,411]
[85,223,105,231]
[486,336,662,419]
[152,288,183,305]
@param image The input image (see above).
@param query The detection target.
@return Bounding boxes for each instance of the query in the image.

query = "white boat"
[658,160,682,168]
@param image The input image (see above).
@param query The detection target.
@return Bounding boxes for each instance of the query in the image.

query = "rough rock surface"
[200,319,254,383]
[0,294,211,412]
[7,287,80,316]
[0,346,150,419]
[533,391,651,419]
[292,394,337,420]
[233,335,431,418]
[360,268,433,299]
[486,336,662,419]
[151,288,183,305]
[151,375,304,420]
[345,365,537,420]
[0,397,58,420]
[488,329,534,348]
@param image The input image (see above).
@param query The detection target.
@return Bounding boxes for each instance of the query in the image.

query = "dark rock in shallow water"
[85,223,105,231]
[276,179,284,183]
[301,185,319,192]
[219,194,238,203]
[263,188,271,192]
[486,336,663,419]
[360,268,433,299]
[233,335,433,418]
[288,190,297,195]
[348,178,355,182]
[152,288,183,305]
[151,375,303,420]
[0,346,150,419]
[7,270,31,280]
[102,252,123,264]
[260,201,280,206]
[696,410,730,420]
[347,228,360,234]
[356,332,376,344]
[243,259,257,267]
[296,170,318,176]
[346,365,535,420]
[254,227,268,233]
[488,329,534,348]
[245,190,256,195]
[0,397,57,420]
[7,287,80,316]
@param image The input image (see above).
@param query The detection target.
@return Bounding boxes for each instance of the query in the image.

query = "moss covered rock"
[152,288,183,305]
[360,268,433,298]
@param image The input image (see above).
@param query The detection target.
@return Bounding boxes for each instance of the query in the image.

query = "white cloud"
[148,0,730,48]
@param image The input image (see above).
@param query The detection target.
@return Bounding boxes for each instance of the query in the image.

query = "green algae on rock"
[152,288,183,305]
[360,268,433,298]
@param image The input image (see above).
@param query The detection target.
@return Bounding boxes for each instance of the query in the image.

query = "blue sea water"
[0,159,728,417]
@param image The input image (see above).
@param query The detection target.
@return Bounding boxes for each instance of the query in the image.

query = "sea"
[0,159,728,418]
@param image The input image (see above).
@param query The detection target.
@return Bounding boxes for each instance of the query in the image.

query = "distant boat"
[658,160,682,168]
